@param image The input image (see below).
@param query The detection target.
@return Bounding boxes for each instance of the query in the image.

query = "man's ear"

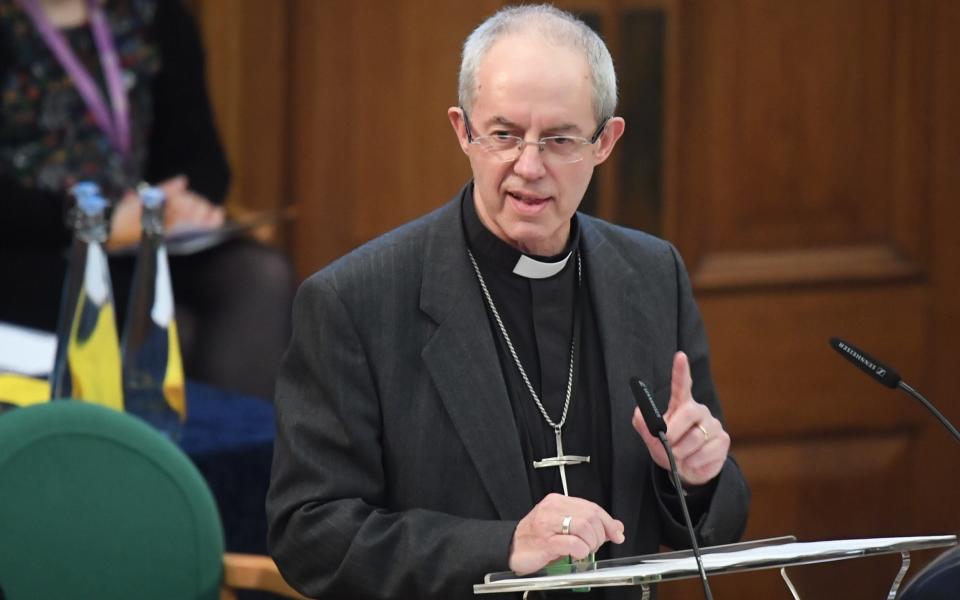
[447,107,471,154]
[592,117,625,165]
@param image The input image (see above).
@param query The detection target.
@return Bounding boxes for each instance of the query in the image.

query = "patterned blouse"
[0,0,160,202]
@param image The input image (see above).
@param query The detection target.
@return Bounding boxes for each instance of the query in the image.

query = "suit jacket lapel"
[419,196,533,520]
[581,218,661,557]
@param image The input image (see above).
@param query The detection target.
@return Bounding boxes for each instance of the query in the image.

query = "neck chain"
[466,248,580,432]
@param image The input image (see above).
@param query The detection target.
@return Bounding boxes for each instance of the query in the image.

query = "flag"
[121,186,186,437]
[123,244,186,422]
[64,242,124,410]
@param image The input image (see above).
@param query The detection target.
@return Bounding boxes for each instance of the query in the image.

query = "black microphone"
[630,377,714,600]
[830,337,960,442]
[829,337,901,388]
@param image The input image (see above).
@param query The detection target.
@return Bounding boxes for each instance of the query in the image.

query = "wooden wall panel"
[672,0,928,290]
[913,0,960,536]
[185,0,291,243]
[661,0,959,598]
[288,1,500,276]
[701,286,927,436]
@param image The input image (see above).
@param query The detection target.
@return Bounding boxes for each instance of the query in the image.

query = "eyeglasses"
[462,109,608,165]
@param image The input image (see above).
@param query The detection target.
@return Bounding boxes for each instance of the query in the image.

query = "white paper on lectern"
[0,321,56,376]
[485,536,958,585]
[658,536,954,570]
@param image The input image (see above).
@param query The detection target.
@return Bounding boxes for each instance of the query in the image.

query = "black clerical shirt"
[461,194,613,544]
[460,191,720,599]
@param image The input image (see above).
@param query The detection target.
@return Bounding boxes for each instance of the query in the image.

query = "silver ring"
[561,515,572,535]
[697,423,709,441]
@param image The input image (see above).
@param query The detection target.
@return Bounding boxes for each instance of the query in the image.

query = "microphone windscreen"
[630,377,667,436]
[829,337,902,389]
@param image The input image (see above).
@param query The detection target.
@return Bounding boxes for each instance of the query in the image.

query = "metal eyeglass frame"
[461,108,609,164]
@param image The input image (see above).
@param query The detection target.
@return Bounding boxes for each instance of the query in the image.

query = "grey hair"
[458,4,618,123]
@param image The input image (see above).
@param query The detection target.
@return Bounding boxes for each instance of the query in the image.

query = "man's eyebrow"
[542,123,581,135]
[482,116,583,135]
[483,116,522,130]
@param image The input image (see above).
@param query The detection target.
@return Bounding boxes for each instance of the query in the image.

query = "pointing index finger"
[666,351,693,418]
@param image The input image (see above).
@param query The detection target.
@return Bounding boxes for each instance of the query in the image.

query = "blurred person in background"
[0,0,293,400]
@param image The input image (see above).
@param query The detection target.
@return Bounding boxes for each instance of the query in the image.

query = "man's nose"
[513,140,546,179]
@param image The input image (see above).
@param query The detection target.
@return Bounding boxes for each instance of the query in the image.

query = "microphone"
[829,337,960,442]
[829,337,901,388]
[630,377,714,600]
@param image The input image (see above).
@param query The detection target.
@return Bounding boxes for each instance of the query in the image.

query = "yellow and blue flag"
[64,241,124,410]
[50,183,124,410]
[121,186,185,436]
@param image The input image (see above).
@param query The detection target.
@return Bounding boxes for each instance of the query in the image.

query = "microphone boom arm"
[898,381,960,442]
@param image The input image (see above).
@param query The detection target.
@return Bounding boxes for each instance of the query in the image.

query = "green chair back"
[0,401,225,600]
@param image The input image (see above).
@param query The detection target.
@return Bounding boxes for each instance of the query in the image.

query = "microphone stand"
[630,376,714,600]
[659,432,714,600]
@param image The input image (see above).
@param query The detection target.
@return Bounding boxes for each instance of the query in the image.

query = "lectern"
[474,535,957,599]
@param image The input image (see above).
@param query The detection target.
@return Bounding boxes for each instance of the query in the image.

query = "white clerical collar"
[460,183,579,279]
[512,252,572,279]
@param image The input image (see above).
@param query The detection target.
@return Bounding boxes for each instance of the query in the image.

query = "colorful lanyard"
[17,0,130,157]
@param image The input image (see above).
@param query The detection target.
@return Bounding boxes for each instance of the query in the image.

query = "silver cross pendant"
[533,426,590,496]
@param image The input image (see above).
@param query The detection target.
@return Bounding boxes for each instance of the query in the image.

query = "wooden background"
[185,1,960,597]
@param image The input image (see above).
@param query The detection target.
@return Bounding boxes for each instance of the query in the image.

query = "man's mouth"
[507,191,551,205]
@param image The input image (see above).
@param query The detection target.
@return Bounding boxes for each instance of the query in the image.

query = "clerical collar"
[461,186,580,279]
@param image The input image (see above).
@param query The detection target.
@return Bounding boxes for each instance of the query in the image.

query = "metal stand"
[887,551,911,599]
[780,567,801,599]
[779,549,913,600]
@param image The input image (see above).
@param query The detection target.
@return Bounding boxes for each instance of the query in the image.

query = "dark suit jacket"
[899,546,960,600]
[267,185,750,599]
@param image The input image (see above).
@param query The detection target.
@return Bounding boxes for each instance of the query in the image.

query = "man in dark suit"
[267,5,749,599]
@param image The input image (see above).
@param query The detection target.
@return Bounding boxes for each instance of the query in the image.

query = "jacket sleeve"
[266,274,518,600]
[145,0,229,203]
[652,244,751,549]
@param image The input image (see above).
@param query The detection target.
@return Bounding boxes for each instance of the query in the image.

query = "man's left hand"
[631,351,730,486]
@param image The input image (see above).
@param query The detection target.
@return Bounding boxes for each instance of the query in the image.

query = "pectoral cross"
[533,426,590,496]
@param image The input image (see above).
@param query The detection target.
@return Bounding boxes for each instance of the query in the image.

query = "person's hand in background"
[106,175,224,250]
[160,175,224,234]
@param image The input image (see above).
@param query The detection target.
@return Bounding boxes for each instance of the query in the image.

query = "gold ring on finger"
[697,423,709,441]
